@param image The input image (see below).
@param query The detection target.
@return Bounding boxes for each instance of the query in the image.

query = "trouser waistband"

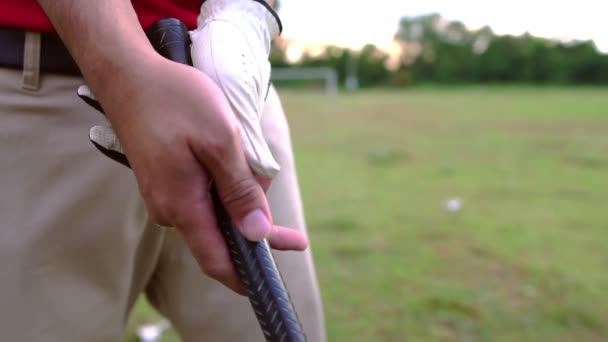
[0,27,81,78]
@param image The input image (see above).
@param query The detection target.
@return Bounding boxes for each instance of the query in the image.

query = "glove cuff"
[199,0,282,39]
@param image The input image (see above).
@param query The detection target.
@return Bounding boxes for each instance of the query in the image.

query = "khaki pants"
[0,33,325,341]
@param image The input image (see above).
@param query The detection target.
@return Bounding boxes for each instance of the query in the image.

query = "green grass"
[128,87,608,341]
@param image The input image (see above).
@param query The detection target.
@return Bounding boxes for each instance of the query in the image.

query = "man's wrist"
[84,46,159,103]
[37,0,158,99]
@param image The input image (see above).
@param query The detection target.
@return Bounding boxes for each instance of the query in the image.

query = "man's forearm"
[37,1,157,99]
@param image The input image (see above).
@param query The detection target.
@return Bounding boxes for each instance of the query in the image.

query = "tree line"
[270,13,608,87]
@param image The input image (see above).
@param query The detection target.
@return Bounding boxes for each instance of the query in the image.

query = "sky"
[279,0,607,53]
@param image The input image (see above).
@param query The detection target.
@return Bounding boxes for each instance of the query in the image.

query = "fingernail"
[241,209,271,241]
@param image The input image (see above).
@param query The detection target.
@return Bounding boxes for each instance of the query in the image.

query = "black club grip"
[145,18,307,342]
[146,18,193,65]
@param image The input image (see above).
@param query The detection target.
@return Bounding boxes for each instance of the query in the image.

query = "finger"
[89,126,125,154]
[266,225,309,251]
[176,193,246,295]
[215,154,272,242]
[77,85,105,114]
[190,122,273,242]
[89,126,131,168]
[255,175,272,193]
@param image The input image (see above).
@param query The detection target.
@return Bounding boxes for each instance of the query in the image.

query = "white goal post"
[271,67,339,96]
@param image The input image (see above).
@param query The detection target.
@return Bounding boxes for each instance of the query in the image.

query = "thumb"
[194,132,273,242]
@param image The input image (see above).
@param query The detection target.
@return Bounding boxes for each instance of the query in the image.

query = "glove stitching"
[207,21,269,176]
[250,0,283,33]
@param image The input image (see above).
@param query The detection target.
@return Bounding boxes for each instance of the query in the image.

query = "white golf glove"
[190,0,282,178]
[85,0,283,178]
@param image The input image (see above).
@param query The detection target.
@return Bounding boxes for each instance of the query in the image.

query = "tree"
[394,13,608,85]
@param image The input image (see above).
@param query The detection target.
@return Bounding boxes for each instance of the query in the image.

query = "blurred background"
[130,1,608,340]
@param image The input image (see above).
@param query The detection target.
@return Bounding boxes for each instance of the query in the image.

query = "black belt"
[0,27,81,76]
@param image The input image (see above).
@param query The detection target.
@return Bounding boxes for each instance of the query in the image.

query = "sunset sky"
[279,0,607,53]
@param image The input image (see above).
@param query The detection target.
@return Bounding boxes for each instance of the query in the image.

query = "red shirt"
[0,0,201,32]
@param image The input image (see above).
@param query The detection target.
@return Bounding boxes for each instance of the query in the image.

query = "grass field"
[128,87,608,341]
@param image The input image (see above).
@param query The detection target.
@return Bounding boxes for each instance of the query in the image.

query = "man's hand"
[107,56,307,292]
[37,0,307,294]
[190,0,283,179]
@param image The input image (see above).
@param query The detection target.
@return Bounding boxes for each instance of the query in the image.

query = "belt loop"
[22,31,41,91]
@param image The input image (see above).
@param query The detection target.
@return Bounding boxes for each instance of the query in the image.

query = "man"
[0,0,325,340]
